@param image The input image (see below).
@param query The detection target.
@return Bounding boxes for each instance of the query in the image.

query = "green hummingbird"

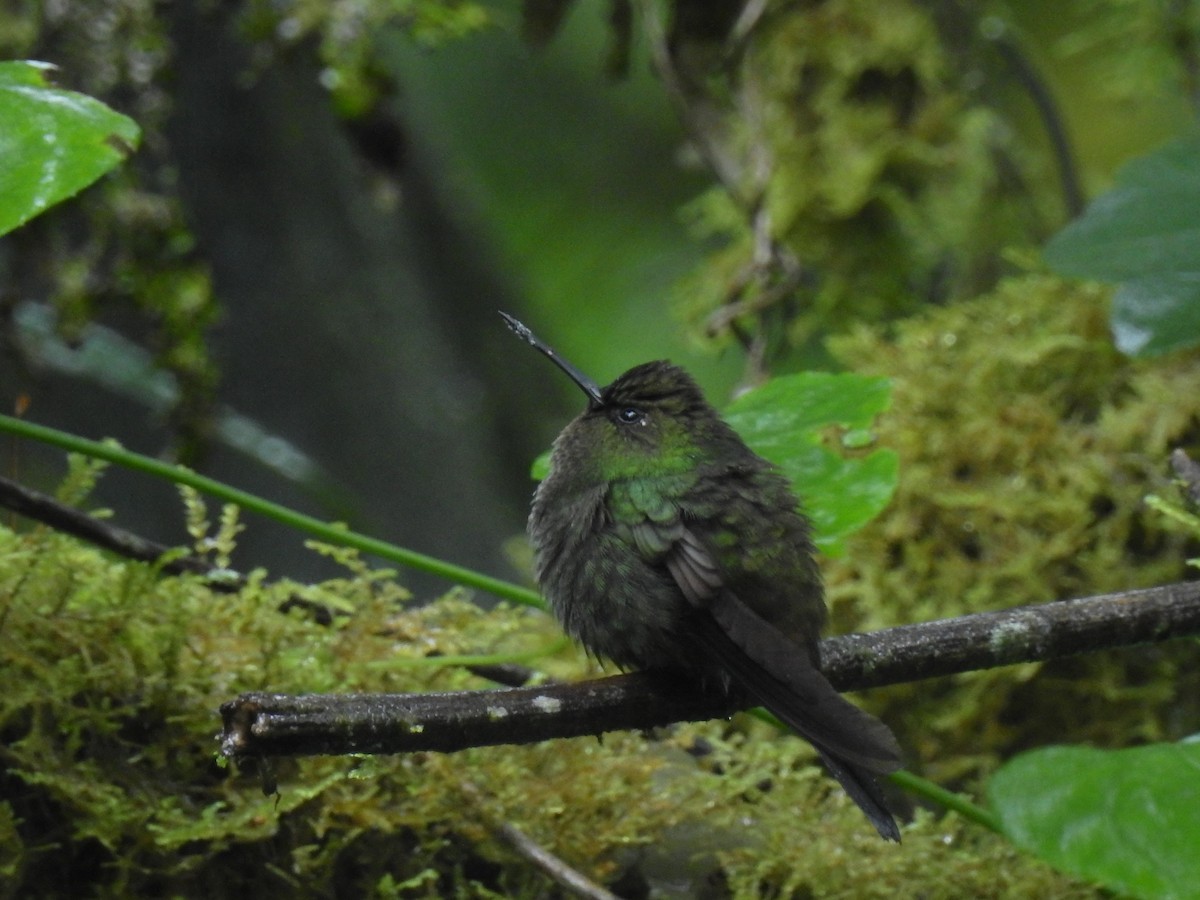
[501,312,902,840]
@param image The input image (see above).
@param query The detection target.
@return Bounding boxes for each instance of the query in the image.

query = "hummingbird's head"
[595,360,710,429]
[558,360,720,481]
[500,312,730,482]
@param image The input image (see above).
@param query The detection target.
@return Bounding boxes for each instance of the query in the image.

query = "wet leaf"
[1045,137,1200,356]
[0,60,141,236]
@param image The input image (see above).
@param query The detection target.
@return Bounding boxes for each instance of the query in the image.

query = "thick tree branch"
[220,580,1200,761]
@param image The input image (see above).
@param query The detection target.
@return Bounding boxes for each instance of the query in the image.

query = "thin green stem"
[887,769,1002,833]
[0,413,545,608]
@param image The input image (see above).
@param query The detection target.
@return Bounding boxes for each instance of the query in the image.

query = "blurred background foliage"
[2,0,1200,896]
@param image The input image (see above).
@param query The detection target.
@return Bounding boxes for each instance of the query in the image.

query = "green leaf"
[989,741,1200,899]
[531,449,552,482]
[1109,274,1200,359]
[0,60,141,237]
[1044,137,1200,357]
[723,373,896,554]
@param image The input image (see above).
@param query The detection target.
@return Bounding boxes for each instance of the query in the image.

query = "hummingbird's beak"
[499,311,604,406]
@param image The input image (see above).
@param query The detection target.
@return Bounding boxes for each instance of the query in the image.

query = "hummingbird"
[501,312,902,841]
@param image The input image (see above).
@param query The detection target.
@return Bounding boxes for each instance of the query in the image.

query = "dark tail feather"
[733,659,903,841]
[688,595,903,840]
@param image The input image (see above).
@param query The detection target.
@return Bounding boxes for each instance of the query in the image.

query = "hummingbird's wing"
[673,550,902,772]
[640,520,903,841]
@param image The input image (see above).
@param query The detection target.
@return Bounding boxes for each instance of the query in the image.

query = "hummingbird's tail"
[814,749,901,843]
[687,592,903,841]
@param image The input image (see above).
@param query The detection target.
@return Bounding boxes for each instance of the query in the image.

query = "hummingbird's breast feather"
[530,474,701,670]
[530,461,823,671]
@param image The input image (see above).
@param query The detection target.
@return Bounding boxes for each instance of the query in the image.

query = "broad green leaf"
[0,60,141,237]
[989,741,1200,900]
[533,373,897,554]
[723,373,896,553]
[1044,137,1200,356]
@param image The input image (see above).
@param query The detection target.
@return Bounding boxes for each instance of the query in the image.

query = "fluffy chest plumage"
[529,472,704,667]
[529,457,826,671]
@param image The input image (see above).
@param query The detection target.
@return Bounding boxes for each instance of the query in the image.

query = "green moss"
[0,474,550,894]
[676,0,1053,353]
[826,273,1200,781]
[719,806,1097,899]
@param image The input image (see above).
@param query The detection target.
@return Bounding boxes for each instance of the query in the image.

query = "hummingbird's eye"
[616,406,643,425]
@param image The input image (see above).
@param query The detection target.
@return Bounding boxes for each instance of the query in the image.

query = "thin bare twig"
[0,472,238,587]
[459,781,621,900]
[984,21,1084,218]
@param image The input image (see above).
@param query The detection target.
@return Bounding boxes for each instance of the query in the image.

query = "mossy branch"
[221,580,1200,761]
[0,413,543,607]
